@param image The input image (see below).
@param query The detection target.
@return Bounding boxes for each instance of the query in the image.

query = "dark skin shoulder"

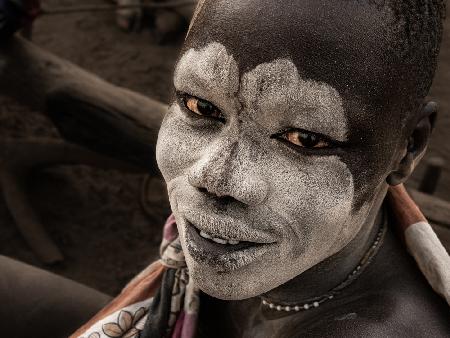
[197,219,450,338]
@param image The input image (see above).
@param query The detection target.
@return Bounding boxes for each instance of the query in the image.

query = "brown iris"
[184,95,222,120]
[283,130,330,149]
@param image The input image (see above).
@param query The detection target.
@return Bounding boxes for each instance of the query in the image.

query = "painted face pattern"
[156,42,373,299]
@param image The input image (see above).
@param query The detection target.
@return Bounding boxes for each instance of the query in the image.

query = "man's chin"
[193,274,263,301]
[187,260,277,300]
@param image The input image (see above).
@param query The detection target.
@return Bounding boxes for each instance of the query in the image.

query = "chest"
[195,299,326,338]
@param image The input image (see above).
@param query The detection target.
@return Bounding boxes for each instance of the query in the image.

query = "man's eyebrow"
[240,59,349,142]
[287,99,348,142]
[173,43,239,102]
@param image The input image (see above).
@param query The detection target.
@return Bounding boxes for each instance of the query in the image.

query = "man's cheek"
[266,156,354,256]
[156,109,211,180]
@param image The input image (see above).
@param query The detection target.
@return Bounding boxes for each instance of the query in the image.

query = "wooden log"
[418,157,445,195]
[408,188,450,251]
[409,188,450,227]
[0,36,168,172]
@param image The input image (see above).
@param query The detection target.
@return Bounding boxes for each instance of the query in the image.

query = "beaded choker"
[261,218,387,312]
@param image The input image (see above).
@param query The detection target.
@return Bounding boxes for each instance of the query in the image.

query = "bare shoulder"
[285,229,450,338]
[286,291,449,338]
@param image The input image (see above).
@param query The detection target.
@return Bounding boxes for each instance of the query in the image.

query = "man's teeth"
[212,237,227,244]
[200,230,240,245]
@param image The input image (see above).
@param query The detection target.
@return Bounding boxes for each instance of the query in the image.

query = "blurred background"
[0,0,449,296]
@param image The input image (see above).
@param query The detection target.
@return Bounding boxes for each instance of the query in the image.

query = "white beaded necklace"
[261,218,387,312]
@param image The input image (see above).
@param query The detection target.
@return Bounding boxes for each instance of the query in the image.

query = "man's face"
[156,0,410,299]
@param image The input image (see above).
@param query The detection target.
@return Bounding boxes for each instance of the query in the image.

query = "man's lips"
[188,220,263,251]
[182,210,277,244]
[182,217,277,271]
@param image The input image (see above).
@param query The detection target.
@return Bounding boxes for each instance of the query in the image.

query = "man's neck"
[199,192,388,337]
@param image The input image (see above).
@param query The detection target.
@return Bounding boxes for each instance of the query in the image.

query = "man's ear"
[386,101,438,186]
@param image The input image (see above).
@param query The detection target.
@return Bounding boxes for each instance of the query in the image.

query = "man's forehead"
[185,0,400,104]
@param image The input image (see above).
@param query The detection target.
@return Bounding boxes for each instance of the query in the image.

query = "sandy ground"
[0,1,449,294]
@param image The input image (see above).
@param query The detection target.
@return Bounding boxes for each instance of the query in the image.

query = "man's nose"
[187,140,269,206]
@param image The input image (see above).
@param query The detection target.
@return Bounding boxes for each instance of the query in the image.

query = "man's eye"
[281,130,331,149]
[183,95,223,120]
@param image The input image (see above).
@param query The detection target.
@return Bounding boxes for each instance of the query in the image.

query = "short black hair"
[374,0,446,110]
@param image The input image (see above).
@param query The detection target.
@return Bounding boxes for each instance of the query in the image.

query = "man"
[1,0,449,337]
[153,1,450,336]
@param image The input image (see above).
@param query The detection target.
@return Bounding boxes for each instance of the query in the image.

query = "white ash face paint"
[157,42,370,300]
[174,42,240,114]
[240,59,349,142]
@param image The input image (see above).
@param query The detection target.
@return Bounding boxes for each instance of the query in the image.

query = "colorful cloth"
[71,215,199,338]
[72,184,450,338]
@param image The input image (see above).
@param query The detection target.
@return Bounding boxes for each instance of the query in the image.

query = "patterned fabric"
[73,184,449,338]
[71,215,199,338]
[79,299,152,338]
[147,214,200,338]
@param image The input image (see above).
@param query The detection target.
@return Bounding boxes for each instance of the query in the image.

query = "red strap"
[387,184,427,233]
